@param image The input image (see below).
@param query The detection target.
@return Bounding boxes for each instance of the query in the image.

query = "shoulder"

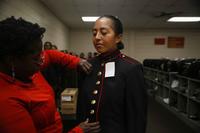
[87,56,99,64]
[120,54,141,65]
[118,54,143,73]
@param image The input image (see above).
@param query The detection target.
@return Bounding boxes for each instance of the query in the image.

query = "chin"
[29,69,40,77]
[96,49,105,54]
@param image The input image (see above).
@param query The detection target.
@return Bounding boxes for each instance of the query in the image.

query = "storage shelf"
[144,67,200,133]
[189,96,200,103]
[154,94,200,133]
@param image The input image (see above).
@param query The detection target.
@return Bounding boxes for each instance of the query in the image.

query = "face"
[44,43,51,50]
[13,40,43,80]
[92,17,122,54]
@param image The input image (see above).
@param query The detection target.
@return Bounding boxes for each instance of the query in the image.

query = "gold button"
[96,81,100,85]
[122,55,125,58]
[101,63,104,66]
[98,71,102,76]
[90,109,95,114]
[91,100,96,105]
[93,90,98,95]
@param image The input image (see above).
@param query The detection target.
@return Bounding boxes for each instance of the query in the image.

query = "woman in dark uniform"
[77,15,147,133]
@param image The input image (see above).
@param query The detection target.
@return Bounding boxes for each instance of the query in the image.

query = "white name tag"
[105,62,115,78]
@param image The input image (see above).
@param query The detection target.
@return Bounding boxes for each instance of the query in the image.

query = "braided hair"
[0,16,45,58]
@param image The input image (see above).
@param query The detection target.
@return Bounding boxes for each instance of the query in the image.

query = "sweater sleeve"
[125,64,147,133]
[41,50,80,70]
[67,126,83,133]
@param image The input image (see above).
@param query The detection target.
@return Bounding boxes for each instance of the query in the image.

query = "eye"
[101,30,107,36]
[101,32,107,36]
[92,30,97,36]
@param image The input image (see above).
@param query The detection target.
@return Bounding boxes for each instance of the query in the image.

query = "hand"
[79,59,92,74]
[79,119,101,133]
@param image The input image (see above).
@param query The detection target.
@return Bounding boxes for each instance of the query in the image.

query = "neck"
[0,63,31,83]
[101,49,118,56]
[16,76,32,83]
[0,62,12,77]
[98,50,120,62]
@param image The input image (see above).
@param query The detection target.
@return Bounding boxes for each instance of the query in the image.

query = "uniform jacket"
[77,50,147,133]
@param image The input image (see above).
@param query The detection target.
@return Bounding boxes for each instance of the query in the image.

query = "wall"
[69,29,200,62]
[0,0,69,50]
[69,29,95,55]
[132,29,200,62]
[1,0,199,60]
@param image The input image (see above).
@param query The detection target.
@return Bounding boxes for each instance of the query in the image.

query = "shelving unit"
[144,66,200,133]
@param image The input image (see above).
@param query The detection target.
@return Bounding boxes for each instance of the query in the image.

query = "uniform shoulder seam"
[120,54,141,65]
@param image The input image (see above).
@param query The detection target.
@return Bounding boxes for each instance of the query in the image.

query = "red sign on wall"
[168,37,184,48]
[154,38,165,45]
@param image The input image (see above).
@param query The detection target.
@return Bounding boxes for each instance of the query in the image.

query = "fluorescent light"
[168,17,200,22]
[82,16,99,22]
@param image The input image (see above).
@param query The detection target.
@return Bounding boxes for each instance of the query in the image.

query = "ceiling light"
[167,17,200,22]
[82,16,99,22]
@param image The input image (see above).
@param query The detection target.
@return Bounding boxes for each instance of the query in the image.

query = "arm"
[125,64,147,133]
[68,119,100,133]
[41,50,92,74]
[68,126,83,133]
[41,50,80,70]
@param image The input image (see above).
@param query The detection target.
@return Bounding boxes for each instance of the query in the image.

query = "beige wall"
[69,29,200,62]
[69,29,95,55]
[1,0,200,60]
[0,0,69,50]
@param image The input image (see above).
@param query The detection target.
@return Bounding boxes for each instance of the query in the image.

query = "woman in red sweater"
[0,16,100,133]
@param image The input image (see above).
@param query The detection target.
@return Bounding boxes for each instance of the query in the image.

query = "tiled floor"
[146,96,197,133]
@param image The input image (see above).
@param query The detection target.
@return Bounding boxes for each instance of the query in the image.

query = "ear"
[115,34,122,44]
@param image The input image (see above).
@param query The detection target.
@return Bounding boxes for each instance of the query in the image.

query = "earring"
[11,63,15,82]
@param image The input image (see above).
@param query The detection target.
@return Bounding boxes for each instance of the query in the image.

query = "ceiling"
[40,0,200,29]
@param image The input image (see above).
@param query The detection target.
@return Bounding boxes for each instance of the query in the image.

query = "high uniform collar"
[98,50,121,62]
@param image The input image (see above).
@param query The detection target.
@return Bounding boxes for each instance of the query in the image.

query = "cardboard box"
[61,88,78,115]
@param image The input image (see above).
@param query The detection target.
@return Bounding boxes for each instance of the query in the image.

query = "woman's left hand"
[79,59,92,74]
[79,119,101,133]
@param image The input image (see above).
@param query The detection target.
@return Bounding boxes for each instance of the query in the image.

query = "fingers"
[79,119,101,133]
[80,59,92,74]
[84,118,89,124]
[88,121,99,127]
[84,60,92,69]
[83,60,92,71]
[87,121,101,133]
[82,65,91,74]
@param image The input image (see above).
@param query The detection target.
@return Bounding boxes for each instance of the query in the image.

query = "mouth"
[95,43,103,48]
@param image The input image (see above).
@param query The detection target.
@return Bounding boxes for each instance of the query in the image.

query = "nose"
[95,32,101,40]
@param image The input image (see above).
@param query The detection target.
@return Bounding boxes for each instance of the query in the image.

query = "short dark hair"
[0,16,45,57]
[98,15,124,50]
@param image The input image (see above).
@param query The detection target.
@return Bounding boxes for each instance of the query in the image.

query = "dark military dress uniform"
[77,50,147,133]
